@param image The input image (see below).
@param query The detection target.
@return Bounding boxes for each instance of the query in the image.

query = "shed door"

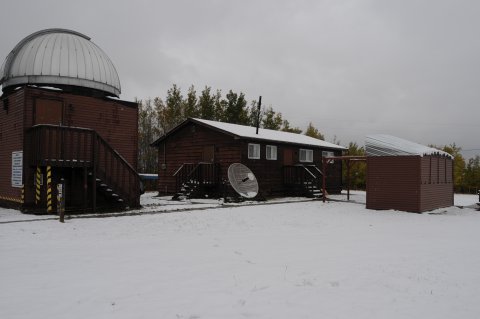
[35,99,63,125]
[283,148,294,165]
[202,145,215,162]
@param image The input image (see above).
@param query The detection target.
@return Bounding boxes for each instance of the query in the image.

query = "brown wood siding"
[366,156,421,212]
[24,87,138,169]
[0,89,25,206]
[157,123,241,194]
[419,156,453,211]
[367,155,453,213]
[157,121,343,197]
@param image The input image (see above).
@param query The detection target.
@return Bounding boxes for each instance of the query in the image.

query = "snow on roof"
[365,134,453,158]
[193,118,346,150]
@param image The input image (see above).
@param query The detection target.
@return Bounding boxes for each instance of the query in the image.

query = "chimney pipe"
[256,96,262,135]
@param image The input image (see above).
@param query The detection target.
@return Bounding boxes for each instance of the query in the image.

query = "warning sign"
[12,151,23,188]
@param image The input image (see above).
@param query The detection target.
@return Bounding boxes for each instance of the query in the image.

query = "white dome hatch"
[0,28,121,97]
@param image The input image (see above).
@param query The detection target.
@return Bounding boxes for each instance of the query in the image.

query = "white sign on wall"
[11,151,23,188]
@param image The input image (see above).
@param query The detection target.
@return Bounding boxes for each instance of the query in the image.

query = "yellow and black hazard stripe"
[35,166,41,204]
[46,166,52,213]
[21,185,24,204]
[0,195,23,203]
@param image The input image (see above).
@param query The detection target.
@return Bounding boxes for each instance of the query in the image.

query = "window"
[248,143,260,159]
[299,149,313,162]
[322,151,335,164]
[266,145,277,160]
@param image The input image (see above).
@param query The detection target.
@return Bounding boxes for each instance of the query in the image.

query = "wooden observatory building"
[0,29,141,213]
[151,118,346,199]
[365,134,453,213]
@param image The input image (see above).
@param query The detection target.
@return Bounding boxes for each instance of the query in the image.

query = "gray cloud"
[1,0,478,156]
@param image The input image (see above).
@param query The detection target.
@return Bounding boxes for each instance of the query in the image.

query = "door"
[34,98,64,159]
[283,148,294,166]
[34,99,63,125]
[202,145,215,162]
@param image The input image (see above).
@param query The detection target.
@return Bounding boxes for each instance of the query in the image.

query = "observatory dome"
[0,28,121,97]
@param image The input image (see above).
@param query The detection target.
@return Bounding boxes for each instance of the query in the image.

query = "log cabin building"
[365,134,453,213]
[151,118,346,199]
[0,29,141,213]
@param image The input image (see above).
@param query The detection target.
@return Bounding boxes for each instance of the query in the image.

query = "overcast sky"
[1,0,478,157]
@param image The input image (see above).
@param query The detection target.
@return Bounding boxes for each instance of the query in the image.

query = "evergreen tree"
[464,155,480,193]
[262,106,283,130]
[199,86,216,120]
[164,84,183,131]
[137,98,159,173]
[214,89,227,121]
[183,85,199,118]
[224,90,249,125]
[304,122,325,140]
[343,142,366,189]
[247,99,262,127]
[281,120,302,134]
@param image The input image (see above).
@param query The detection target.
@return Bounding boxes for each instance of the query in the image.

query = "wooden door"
[35,99,63,125]
[283,148,294,166]
[202,145,215,162]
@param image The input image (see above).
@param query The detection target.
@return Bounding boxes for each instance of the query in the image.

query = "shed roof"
[152,118,346,150]
[365,134,453,159]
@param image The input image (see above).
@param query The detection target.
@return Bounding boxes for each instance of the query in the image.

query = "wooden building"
[151,118,346,199]
[365,134,453,213]
[0,29,141,213]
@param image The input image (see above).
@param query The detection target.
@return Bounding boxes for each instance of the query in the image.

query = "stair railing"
[26,124,94,167]
[26,125,141,208]
[283,164,321,195]
[94,132,141,207]
[173,162,220,196]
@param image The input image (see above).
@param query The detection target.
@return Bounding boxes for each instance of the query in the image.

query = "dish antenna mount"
[227,163,259,198]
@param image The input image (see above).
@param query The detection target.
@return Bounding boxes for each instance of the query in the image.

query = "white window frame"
[299,149,313,162]
[266,145,277,160]
[248,143,260,159]
[322,151,335,164]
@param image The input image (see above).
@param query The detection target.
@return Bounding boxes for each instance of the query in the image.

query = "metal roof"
[365,134,453,159]
[152,118,347,150]
[0,29,121,97]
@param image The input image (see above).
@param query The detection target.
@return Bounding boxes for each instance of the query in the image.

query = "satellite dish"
[227,163,259,198]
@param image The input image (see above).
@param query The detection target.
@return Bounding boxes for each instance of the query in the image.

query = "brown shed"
[0,29,141,213]
[365,134,453,213]
[151,118,346,199]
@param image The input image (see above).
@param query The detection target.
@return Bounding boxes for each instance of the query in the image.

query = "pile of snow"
[1,192,479,318]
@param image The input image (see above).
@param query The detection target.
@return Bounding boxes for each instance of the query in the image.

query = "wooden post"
[347,159,350,201]
[83,166,88,213]
[322,158,327,203]
[92,132,97,213]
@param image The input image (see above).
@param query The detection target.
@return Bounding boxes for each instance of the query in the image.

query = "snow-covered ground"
[1,192,479,318]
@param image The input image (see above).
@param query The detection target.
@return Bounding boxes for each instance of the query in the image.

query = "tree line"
[138,84,480,193]
[138,84,323,173]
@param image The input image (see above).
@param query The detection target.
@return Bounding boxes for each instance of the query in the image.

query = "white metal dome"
[0,28,121,96]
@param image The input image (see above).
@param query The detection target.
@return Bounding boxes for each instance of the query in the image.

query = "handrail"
[173,163,194,176]
[283,165,322,196]
[174,162,220,195]
[26,125,141,208]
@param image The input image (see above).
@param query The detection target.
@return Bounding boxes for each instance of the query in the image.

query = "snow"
[1,192,480,319]
[365,134,453,158]
[193,118,347,150]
